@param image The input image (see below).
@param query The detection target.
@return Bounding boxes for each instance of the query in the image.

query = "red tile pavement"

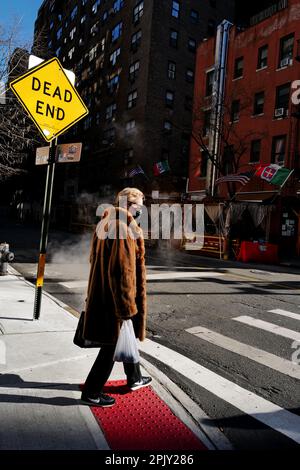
[88,380,207,451]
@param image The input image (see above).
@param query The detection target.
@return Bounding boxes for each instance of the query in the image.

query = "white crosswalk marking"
[268,309,300,321]
[185,326,300,380]
[233,316,300,341]
[146,271,224,280]
[59,271,224,289]
[140,339,300,444]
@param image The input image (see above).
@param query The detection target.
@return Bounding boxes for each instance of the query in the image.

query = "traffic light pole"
[33,138,57,320]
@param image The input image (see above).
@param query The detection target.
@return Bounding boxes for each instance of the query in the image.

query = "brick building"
[188,0,300,259]
[33,0,234,209]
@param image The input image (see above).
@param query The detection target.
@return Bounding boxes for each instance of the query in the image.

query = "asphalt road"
[2,220,300,450]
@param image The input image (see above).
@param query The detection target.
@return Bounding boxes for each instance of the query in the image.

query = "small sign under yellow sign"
[10,57,88,142]
[35,143,82,165]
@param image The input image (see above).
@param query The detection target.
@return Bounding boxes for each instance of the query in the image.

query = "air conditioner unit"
[274,107,285,118]
[280,57,292,68]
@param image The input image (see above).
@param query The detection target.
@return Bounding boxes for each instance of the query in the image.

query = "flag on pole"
[128,165,145,178]
[255,164,293,186]
[215,170,254,186]
[153,160,170,176]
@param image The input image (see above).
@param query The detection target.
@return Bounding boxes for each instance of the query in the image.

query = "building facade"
[33,0,234,208]
[188,0,300,258]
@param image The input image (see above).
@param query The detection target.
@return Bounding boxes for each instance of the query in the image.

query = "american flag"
[215,170,254,186]
[128,165,145,178]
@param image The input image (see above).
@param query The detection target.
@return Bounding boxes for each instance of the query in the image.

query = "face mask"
[133,209,142,219]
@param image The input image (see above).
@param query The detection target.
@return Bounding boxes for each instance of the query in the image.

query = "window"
[205,70,214,96]
[83,115,92,130]
[128,90,138,109]
[190,9,199,24]
[170,29,178,48]
[110,47,121,65]
[100,37,106,52]
[188,38,196,52]
[183,95,192,111]
[103,127,116,143]
[124,149,134,165]
[207,19,216,37]
[165,90,174,107]
[271,136,286,164]
[186,69,194,83]
[106,103,117,120]
[56,47,61,57]
[111,22,122,42]
[92,0,101,14]
[126,120,136,133]
[231,100,240,122]
[275,83,290,116]
[129,60,140,81]
[102,11,108,23]
[48,40,53,49]
[107,73,120,93]
[81,14,87,24]
[234,57,244,79]
[250,140,261,163]
[279,34,294,67]
[131,30,142,51]
[203,110,211,136]
[90,22,99,36]
[89,45,98,61]
[68,47,75,60]
[133,1,144,24]
[257,45,268,69]
[70,27,76,40]
[164,120,172,132]
[168,61,176,79]
[71,5,78,21]
[114,0,124,13]
[171,1,180,18]
[49,21,54,30]
[253,92,265,115]
[57,27,62,40]
[200,150,208,177]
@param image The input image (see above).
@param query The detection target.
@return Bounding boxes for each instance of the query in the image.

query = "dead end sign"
[9,57,88,142]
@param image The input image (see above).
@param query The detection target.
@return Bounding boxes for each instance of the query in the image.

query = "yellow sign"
[9,57,88,142]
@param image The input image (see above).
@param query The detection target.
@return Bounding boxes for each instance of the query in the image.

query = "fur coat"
[83,206,147,345]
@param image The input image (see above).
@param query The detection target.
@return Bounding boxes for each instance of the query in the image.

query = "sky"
[0,0,43,46]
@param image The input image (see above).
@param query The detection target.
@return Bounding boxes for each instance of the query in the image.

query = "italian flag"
[255,164,293,186]
[153,160,170,176]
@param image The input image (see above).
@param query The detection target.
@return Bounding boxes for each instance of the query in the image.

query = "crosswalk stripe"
[59,271,224,289]
[233,316,300,341]
[146,271,224,280]
[140,339,300,444]
[268,309,300,321]
[59,281,88,289]
[185,326,300,380]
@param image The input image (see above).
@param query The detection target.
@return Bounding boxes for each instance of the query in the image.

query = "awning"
[234,191,279,203]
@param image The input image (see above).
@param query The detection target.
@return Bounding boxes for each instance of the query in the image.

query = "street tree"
[0,21,45,181]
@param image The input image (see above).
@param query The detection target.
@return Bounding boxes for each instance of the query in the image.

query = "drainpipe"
[208,19,233,197]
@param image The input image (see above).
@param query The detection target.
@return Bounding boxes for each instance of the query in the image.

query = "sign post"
[33,138,57,320]
[9,57,88,320]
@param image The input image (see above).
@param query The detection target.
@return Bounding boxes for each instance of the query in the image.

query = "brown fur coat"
[83,206,147,345]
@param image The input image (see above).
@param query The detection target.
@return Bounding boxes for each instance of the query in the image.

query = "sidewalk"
[0,268,230,451]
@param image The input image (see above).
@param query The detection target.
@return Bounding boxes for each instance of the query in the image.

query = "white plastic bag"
[113,319,140,363]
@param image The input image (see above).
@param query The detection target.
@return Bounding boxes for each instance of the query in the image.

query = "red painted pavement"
[87,380,207,451]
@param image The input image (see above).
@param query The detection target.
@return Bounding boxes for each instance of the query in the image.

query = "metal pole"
[33,138,57,320]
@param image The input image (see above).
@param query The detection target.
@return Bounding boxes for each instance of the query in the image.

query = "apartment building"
[33,0,234,204]
[188,0,300,257]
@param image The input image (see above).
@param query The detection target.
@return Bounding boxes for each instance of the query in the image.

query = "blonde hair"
[115,187,145,206]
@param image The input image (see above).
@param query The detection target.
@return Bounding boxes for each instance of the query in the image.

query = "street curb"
[140,357,234,450]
